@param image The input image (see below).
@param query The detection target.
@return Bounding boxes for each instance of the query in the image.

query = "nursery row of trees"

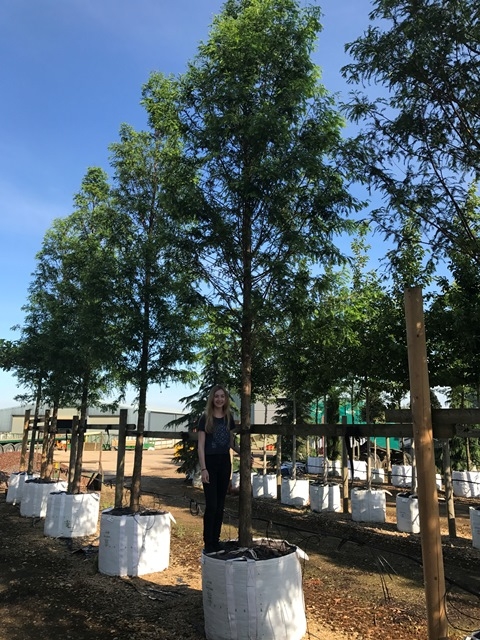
[1,0,480,543]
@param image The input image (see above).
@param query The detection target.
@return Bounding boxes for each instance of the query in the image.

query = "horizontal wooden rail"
[386,408,480,425]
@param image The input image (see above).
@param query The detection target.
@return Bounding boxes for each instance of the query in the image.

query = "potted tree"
[97,110,198,577]
[146,0,361,636]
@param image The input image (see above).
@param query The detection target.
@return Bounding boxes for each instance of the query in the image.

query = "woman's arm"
[198,431,209,483]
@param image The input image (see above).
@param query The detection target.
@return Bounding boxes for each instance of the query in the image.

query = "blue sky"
[0,0,376,411]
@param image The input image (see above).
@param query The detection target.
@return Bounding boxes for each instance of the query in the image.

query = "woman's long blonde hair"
[204,384,231,433]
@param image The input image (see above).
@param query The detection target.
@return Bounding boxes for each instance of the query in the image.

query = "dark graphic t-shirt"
[198,414,236,455]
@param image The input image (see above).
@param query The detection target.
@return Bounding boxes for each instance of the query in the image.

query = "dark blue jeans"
[203,453,231,549]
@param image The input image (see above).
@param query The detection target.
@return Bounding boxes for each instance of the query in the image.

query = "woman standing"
[197,384,239,553]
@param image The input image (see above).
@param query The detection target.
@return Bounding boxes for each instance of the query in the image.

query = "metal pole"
[404,286,449,640]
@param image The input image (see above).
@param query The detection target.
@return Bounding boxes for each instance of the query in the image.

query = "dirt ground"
[1,447,480,640]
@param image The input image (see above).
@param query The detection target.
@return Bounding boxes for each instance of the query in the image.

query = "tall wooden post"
[115,409,128,508]
[19,409,31,472]
[386,437,391,484]
[404,287,449,640]
[276,435,282,500]
[441,440,456,539]
[68,416,79,492]
[341,416,349,514]
[40,409,51,478]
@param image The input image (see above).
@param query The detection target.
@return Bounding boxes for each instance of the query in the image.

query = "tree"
[109,109,199,511]
[427,188,480,392]
[426,190,480,470]
[341,0,480,263]
[28,167,120,489]
[163,0,361,546]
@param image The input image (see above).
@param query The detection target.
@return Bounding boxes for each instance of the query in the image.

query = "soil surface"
[1,448,479,640]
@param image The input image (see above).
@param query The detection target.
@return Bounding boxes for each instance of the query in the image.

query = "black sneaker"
[203,545,217,554]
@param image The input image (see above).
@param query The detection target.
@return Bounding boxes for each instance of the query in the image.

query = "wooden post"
[27,410,40,475]
[19,409,31,472]
[404,286,449,640]
[386,437,391,484]
[68,416,79,492]
[342,416,349,514]
[40,409,51,479]
[276,435,282,500]
[441,440,456,539]
[115,409,128,508]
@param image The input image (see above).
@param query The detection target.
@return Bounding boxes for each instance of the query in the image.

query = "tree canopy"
[342,0,480,262]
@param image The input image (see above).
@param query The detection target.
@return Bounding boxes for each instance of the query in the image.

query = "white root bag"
[391,464,412,488]
[44,491,100,538]
[280,478,310,507]
[252,474,277,499]
[231,472,240,490]
[202,543,308,640]
[309,483,329,512]
[20,480,68,518]
[6,472,39,505]
[470,507,480,550]
[351,488,386,523]
[98,508,176,577]
[307,456,328,475]
[396,493,420,534]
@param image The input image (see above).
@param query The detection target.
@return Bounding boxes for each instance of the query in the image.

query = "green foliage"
[342,0,480,263]
[427,190,480,393]
[142,0,362,543]
[171,439,199,477]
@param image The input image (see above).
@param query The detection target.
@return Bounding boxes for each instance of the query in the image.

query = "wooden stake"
[115,409,127,508]
[341,416,349,514]
[441,440,456,539]
[19,409,31,472]
[404,287,449,640]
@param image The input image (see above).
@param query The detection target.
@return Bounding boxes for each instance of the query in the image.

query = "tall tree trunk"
[27,380,42,474]
[238,201,253,547]
[44,401,58,480]
[68,415,79,493]
[130,295,150,512]
[365,380,371,489]
[292,393,297,480]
